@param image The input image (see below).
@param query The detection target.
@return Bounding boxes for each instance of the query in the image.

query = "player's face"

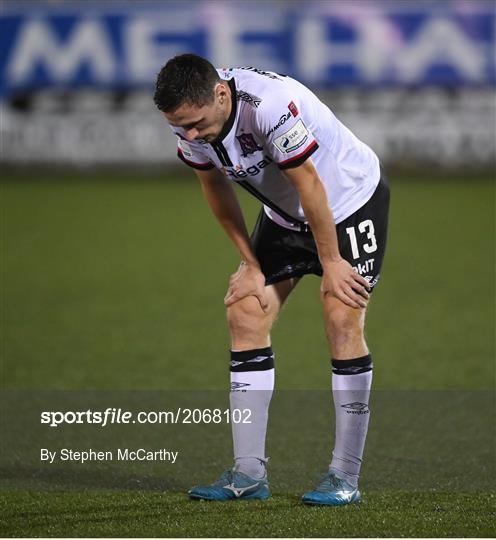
[164,83,231,143]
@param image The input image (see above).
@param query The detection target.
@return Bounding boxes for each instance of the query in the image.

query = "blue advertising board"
[0,1,494,98]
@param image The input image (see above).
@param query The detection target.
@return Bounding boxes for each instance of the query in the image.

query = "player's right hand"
[321,258,370,309]
[224,261,269,312]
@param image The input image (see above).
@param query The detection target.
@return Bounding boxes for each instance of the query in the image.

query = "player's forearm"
[199,177,259,266]
[300,180,341,265]
[284,165,341,265]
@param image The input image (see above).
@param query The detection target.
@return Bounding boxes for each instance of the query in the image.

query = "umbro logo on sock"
[341,402,370,414]
[230,355,271,368]
[230,381,251,391]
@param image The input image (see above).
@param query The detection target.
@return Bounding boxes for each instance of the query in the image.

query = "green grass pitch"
[1,167,494,537]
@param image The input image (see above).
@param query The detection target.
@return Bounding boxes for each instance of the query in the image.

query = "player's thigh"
[268,276,300,313]
[227,277,300,331]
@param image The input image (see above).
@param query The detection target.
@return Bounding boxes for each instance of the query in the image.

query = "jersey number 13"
[345,220,378,260]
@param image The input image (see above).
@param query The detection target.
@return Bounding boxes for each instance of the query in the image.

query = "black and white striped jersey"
[173,67,380,230]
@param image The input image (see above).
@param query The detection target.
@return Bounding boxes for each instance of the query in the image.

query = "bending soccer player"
[154,54,390,505]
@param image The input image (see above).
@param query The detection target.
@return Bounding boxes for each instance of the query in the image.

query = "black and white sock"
[330,355,373,487]
[230,347,274,479]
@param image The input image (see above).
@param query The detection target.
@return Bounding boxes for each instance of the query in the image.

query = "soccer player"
[154,54,389,505]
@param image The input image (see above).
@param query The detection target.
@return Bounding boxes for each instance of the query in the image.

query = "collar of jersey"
[211,77,237,144]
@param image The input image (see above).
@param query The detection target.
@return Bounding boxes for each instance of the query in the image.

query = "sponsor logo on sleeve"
[178,139,193,158]
[288,101,299,117]
[266,112,291,137]
[273,119,310,153]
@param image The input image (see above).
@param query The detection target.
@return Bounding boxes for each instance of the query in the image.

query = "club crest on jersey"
[236,133,263,157]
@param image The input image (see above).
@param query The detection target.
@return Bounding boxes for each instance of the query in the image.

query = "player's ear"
[215,82,228,103]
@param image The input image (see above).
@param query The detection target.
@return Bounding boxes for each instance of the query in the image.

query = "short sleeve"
[174,133,215,171]
[256,96,319,170]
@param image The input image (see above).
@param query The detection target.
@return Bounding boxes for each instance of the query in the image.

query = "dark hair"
[154,54,221,113]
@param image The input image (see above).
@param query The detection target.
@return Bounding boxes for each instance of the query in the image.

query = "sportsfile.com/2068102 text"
[40,408,252,427]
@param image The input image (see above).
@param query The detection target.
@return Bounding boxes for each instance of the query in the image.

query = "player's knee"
[326,306,365,341]
[226,295,270,336]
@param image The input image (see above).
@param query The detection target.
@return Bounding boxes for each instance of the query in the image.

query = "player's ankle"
[234,457,267,479]
[329,466,359,487]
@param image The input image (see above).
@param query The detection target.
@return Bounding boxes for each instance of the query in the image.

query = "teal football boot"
[302,470,361,506]
[188,469,270,501]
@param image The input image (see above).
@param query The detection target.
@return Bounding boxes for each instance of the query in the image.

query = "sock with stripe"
[330,354,373,487]
[230,346,274,479]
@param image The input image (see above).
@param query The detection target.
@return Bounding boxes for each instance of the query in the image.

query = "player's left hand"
[321,258,370,309]
[224,261,269,312]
